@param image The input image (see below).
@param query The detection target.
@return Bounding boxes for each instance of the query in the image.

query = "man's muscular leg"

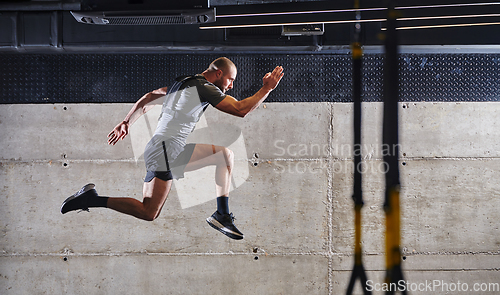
[184,144,234,197]
[106,177,172,221]
[186,143,243,240]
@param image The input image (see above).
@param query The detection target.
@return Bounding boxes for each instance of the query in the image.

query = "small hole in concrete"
[254,256,259,260]
[63,107,67,111]
[402,256,406,261]
[253,162,258,167]
[253,247,258,253]
[63,257,68,262]
[254,153,259,159]
[63,163,68,167]
[402,162,406,166]
[402,153,406,157]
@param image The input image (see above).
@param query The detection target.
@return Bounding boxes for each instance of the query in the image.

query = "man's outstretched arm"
[107,87,167,145]
[216,66,284,118]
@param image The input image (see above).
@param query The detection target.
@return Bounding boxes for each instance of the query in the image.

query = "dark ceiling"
[1,0,500,52]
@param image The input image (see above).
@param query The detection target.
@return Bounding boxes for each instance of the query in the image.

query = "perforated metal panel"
[1,53,500,104]
[399,54,500,102]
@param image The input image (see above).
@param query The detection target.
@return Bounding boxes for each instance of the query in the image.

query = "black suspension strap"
[346,1,371,294]
[382,1,406,294]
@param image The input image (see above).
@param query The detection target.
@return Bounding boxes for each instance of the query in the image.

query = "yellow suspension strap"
[382,1,406,294]
[346,1,371,294]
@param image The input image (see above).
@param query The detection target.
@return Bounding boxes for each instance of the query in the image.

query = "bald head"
[207,57,236,73]
[203,57,237,93]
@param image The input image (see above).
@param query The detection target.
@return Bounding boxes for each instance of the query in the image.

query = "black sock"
[216,196,229,215]
[86,192,109,208]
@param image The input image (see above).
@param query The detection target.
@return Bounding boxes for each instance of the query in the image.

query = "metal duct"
[70,9,215,25]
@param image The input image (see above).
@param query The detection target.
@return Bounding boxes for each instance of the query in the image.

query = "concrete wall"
[1,102,500,294]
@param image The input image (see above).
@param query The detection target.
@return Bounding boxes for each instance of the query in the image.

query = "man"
[61,57,284,240]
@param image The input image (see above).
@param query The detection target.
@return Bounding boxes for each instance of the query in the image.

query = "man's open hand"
[107,121,129,145]
[262,66,284,91]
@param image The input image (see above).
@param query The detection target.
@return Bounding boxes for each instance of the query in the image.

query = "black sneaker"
[61,183,97,214]
[206,211,244,240]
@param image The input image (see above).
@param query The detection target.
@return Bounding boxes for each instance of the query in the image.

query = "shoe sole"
[60,183,96,214]
[206,217,244,240]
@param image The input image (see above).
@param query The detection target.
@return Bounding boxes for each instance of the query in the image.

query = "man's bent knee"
[144,210,160,221]
[222,147,234,166]
[142,196,164,221]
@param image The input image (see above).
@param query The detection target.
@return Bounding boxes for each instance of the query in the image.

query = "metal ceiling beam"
[0,1,80,11]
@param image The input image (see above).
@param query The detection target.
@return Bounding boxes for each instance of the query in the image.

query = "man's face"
[213,66,237,93]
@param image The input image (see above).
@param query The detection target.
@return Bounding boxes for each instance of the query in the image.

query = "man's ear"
[216,69,223,78]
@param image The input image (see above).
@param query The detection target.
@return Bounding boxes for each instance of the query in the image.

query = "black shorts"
[144,143,196,182]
